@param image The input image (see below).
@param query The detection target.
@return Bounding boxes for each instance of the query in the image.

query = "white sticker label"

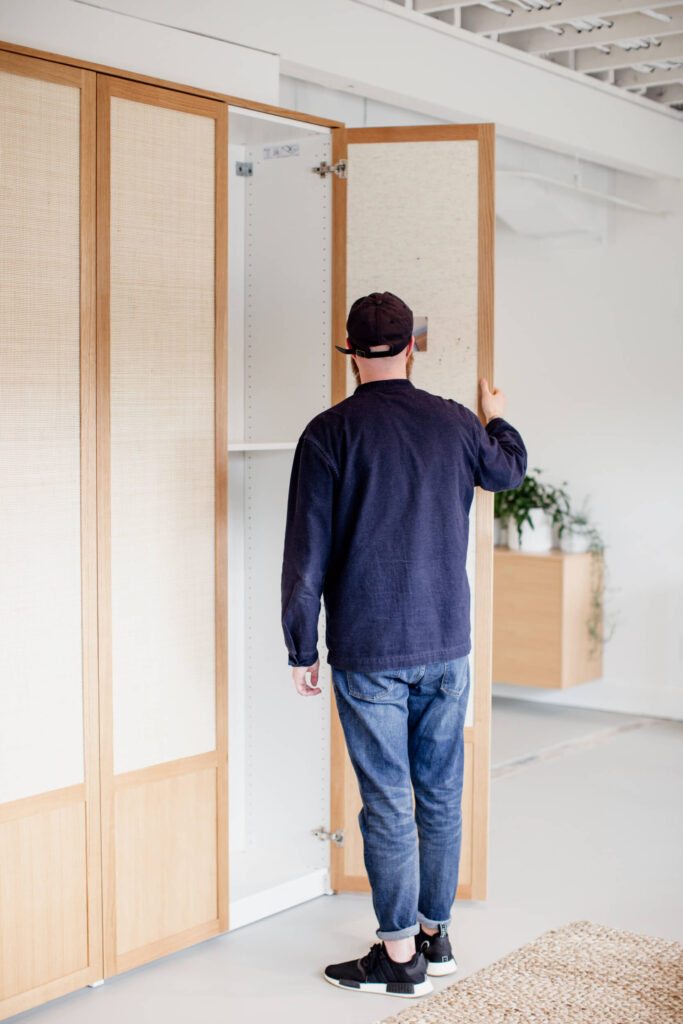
[263,143,300,160]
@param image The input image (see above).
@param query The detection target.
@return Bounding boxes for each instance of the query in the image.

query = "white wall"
[0,0,279,103]
[491,177,683,721]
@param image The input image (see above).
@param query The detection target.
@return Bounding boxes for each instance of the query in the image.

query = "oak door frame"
[0,50,102,1021]
[95,73,229,975]
[0,37,343,130]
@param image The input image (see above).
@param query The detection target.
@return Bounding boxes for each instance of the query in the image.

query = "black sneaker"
[417,924,458,976]
[323,940,434,998]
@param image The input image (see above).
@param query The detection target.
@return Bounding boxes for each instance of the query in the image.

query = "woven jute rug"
[375,920,683,1024]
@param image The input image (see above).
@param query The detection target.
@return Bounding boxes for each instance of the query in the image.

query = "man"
[280,291,527,999]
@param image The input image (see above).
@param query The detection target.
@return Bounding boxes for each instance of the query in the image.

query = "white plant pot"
[559,529,591,554]
[506,508,554,553]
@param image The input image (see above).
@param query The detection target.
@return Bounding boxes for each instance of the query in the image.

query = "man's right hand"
[292,659,322,696]
[480,377,506,424]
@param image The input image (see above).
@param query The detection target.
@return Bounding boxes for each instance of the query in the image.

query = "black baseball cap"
[336,291,413,359]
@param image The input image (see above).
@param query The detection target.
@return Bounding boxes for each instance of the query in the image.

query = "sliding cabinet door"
[330,124,495,900]
[0,51,101,1019]
[96,76,228,975]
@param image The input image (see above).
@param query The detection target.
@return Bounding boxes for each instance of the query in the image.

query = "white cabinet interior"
[227,107,334,928]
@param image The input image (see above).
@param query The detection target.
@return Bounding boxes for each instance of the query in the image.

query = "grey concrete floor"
[12,697,682,1024]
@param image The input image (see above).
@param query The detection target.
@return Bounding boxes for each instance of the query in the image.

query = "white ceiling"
[391,0,683,111]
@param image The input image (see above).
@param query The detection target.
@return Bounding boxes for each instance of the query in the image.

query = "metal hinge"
[236,161,253,177]
[312,159,347,179]
[313,827,344,847]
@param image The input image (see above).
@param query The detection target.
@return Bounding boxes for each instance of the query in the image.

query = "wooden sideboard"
[492,547,603,688]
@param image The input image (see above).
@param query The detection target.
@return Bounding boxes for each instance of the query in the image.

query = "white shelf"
[228,441,297,451]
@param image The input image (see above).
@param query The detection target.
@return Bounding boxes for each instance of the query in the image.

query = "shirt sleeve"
[281,432,337,668]
[470,413,528,492]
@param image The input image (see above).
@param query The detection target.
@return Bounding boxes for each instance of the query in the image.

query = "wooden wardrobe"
[0,39,495,1020]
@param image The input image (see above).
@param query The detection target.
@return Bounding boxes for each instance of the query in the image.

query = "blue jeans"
[330,656,470,941]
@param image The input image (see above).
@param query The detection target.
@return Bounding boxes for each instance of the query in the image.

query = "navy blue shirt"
[280,377,527,672]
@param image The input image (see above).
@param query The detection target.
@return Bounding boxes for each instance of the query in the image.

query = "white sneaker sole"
[426,958,458,976]
[323,973,434,998]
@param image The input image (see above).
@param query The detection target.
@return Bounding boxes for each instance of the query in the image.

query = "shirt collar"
[354,378,415,392]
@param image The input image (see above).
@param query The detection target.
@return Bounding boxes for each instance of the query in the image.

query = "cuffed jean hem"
[417,911,452,929]
[375,924,420,941]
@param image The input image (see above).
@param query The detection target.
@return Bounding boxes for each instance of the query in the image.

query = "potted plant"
[493,468,557,553]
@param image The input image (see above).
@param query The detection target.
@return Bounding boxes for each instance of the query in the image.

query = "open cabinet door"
[329,124,495,900]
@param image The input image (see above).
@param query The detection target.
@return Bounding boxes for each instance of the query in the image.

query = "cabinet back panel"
[243,132,332,441]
